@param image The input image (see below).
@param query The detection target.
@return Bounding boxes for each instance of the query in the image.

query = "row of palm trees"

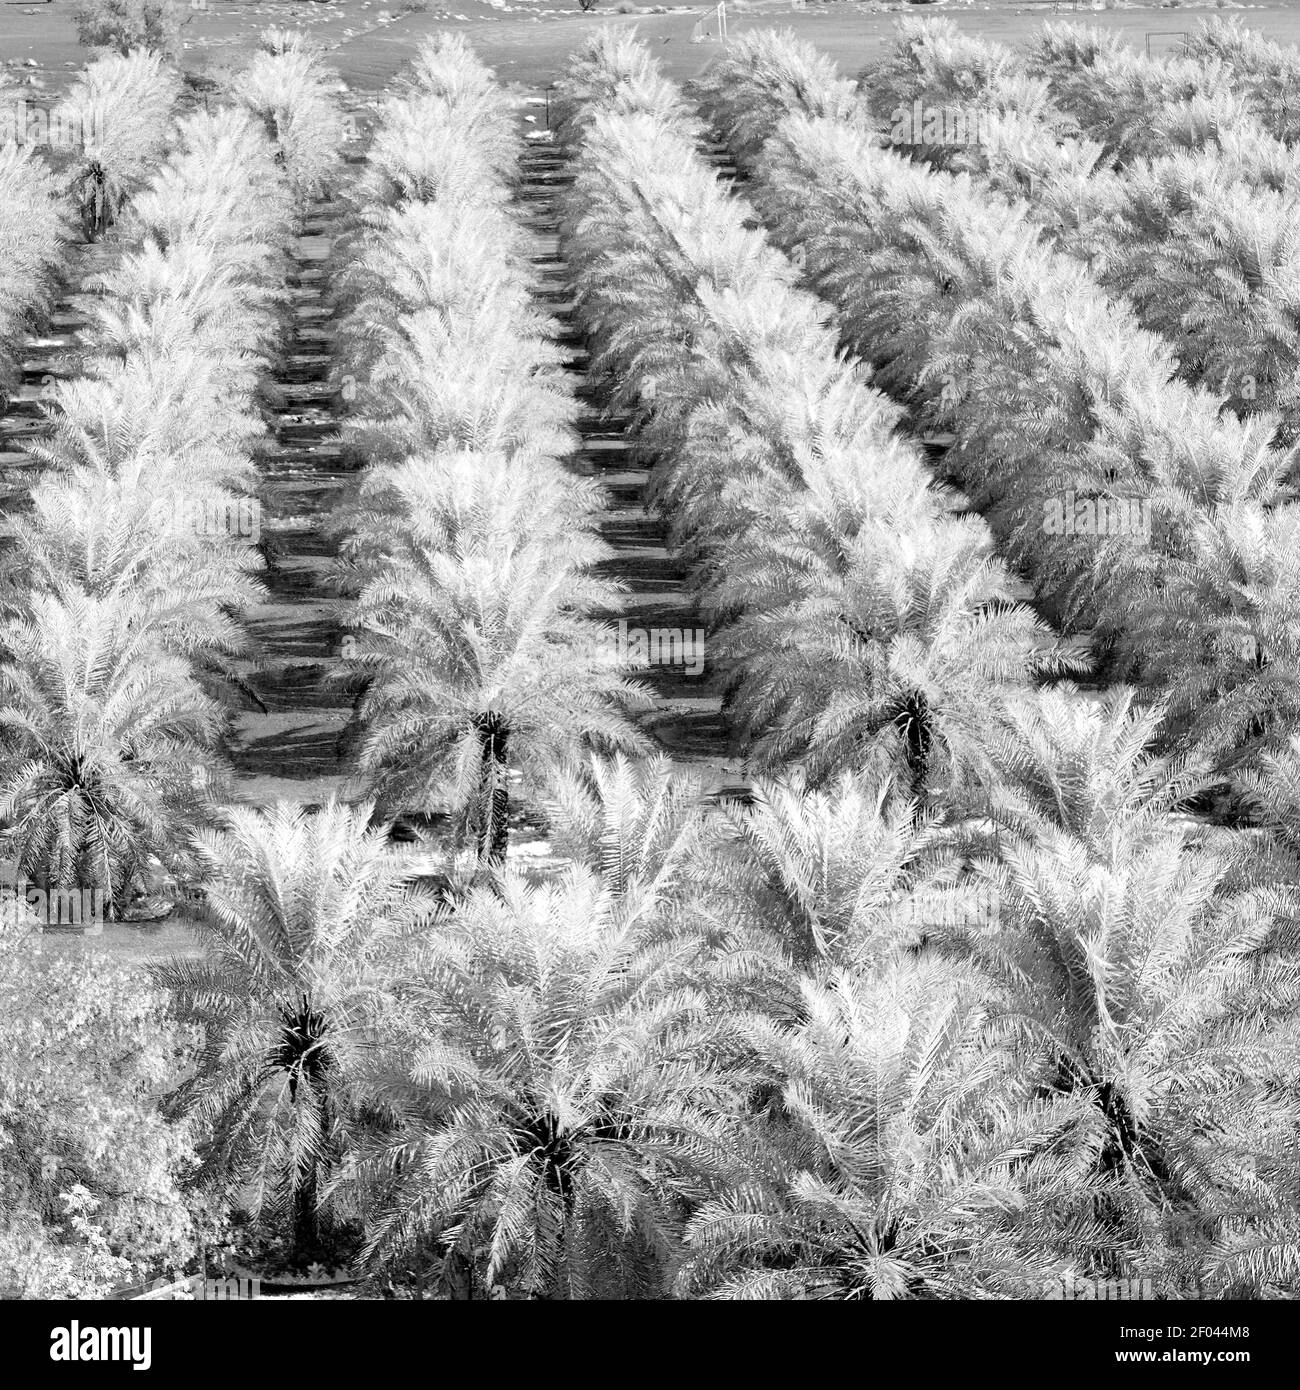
[560,32,1063,801]
[0,54,160,406]
[1027,18,1297,159]
[327,33,648,861]
[139,33,1300,1300]
[1,47,183,453]
[694,29,1300,783]
[151,702,1300,1296]
[0,39,343,913]
[1185,14,1300,144]
[854,19,1300,447]
[0,146,66,415]
[232,30,349,210]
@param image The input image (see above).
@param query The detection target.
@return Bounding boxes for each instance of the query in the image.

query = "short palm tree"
[690,27,862,171]
[718,511,1074,804]
[336,451,651,860]
[698,770,970,972]
[350,866,738,1299]
[950,689,1297,1284]
[552,29,704,152]
[678,956,1088,1299]
[977,685,1205,850]
[0,591,223,915]
[543,753,709,928]
[1122,504,1300,774]
[155,801,424,1260]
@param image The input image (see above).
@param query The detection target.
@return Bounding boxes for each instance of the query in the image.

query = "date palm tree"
[678,956,1089,1299]
[543,753,709,928]
[336,451,651,861]
[856,16,1061,169]
[1121,506,1300,771]
[717,510,1074,805]
[154,801,424,1261]
[56,49,181,239]
[232,33,346,208]
[1184,16,1300,144]
[948,688,1297,1286]
[1025,22,1226,163]
[552,29,704,152]
[691,27,862,171]
[349,866,738,1299]
[698,769,970,973]
[0,591,224,916]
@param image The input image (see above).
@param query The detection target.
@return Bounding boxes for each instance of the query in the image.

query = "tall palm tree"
[350,866,737,1299]
[155,801,424,1260]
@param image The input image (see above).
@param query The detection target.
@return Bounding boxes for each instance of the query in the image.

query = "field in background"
[8,0,1300,97]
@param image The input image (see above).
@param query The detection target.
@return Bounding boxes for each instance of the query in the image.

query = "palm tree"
[678,956,1088,1299]
[6,472,264,672]
[855,16,1061,169]
[155,801,424,1261]
[543,752,709,926]
[1121,504,1300,772]
[553,30,705,153]
[336,451,651,861]
[231,34,346,209]
[0,591,224,916]
[977,685,1205,849]
[946,688,1297,1286]
[120,107,293,284]
[1025,22,1219,162]
[690,27,862,171]
[697,770,973,972]
[717,510,1075,804]
[0,144,67,410]
[403,32,519,177]
[55,49,181,240]
[1184,16,1300,144]
[349,866,737,1299]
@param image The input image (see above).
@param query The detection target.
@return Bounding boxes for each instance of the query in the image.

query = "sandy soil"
[7,0,1300,100]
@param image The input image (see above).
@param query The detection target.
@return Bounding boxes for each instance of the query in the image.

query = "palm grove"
[4,17,1300,1298]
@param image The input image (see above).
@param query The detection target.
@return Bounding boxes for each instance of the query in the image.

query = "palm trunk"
[293,1170,319,1260]
[896,690,933,822]
[471,712,510,866]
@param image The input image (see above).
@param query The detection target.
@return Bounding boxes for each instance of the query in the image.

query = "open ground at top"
[8,0,1300,96]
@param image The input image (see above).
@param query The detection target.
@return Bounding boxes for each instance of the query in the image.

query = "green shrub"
[0,915,202,1297]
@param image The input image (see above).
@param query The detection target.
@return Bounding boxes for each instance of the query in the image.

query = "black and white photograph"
[0,0,1296,1364]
